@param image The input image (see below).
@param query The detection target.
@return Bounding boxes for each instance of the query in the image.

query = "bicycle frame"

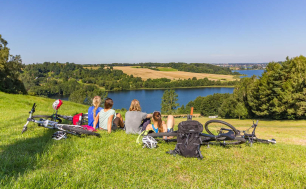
[238,120,276,145]
[48,110,88,124]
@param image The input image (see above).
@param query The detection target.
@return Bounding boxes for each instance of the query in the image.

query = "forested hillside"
[189,56,306,120]
[20,62,239,104]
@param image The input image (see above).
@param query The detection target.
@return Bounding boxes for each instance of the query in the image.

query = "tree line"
[20,62,239,98]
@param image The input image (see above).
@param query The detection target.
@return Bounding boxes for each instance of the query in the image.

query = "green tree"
[69,87,108,105]
[234,102,248,119]
[0,34,26,94]
[161,89,179,114]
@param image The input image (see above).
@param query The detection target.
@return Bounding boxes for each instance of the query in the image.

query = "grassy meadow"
[1,92,306,188]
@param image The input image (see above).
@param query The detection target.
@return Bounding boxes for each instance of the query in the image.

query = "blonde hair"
[92,96,101,119]
[129,99,141,111]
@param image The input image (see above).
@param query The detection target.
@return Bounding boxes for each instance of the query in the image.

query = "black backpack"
[168,120,204,159]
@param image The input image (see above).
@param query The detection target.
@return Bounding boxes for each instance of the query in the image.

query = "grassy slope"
[1,92,306,188]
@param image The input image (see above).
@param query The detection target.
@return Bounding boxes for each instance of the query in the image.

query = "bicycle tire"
[32,115,62,123]
[205,120,238,136]
[61,125,100,137]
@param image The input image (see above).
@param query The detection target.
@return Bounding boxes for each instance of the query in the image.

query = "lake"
[108,88,234,113]
[51,70,264,113]
[233,70,265,78]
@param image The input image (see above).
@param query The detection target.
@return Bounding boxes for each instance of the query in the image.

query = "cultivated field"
[114,66,237,81]
[85,66,238,81]
[1,92,305,188]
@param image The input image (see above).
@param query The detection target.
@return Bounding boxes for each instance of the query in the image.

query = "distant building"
[208,115,218,118]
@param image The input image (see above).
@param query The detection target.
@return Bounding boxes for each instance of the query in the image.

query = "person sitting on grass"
[146,111,174,133]
[125,99,152,134]
[93,98,124,133]
[88,96,103,129]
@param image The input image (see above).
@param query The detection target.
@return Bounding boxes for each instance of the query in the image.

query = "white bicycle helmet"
[52,131,67,140]
[142,136,158,149]
[52,99,63,110]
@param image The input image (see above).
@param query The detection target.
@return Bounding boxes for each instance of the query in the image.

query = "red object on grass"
[73,113,83,125]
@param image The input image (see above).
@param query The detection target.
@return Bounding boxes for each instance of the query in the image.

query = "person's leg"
[115,113,124,128]
[166,115,174,132]
[141,118,151,131]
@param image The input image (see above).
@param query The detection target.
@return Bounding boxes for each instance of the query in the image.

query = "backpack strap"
[167,145,180,156]
[197,145,203,160]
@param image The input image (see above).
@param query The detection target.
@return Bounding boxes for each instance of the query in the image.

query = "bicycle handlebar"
[30,103,36,113]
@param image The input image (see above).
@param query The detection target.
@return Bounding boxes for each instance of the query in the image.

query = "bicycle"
[137,111,246,146]
[205,120,276,146]
[22,103,100,137]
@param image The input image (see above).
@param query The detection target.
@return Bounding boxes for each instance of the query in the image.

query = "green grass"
[1,92,306,188]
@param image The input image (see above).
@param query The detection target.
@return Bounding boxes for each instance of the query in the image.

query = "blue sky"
[1,0,306,64]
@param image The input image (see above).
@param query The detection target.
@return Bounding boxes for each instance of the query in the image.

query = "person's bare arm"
[146,114,152,118]
[107,115,114,133]
[93,113,100,129]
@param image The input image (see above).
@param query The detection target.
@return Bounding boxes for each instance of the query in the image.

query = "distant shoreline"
[107,85,235,92]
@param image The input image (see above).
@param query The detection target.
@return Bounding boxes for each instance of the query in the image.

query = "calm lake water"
[51,70,264,113]
[108,88,234,113]
[233,70,265,78]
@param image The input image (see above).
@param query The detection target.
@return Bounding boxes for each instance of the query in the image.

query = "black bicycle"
[205,120,276,146]
[22,103,100,137]
[137,114,246,146]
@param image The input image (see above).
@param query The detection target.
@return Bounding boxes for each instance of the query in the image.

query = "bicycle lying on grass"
[205,120,276,146]
[31,99,88,125]
[138,113,246,147]
[22,103,100,138]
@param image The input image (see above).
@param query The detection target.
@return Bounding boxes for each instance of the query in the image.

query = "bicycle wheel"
[205,120,238,136]
[32,115,62,123]
[61,125,100,137]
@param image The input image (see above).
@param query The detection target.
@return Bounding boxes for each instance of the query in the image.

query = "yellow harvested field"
[112,66,237,81]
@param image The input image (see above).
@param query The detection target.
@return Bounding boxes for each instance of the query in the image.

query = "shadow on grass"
[0,129,55,185]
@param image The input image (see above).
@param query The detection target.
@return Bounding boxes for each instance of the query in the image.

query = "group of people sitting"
[87,96,174,134]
